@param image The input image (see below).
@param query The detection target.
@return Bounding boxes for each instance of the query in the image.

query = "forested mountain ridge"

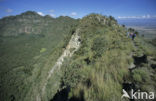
[0,12,156,101]
[0,11,78,101]
[0,11,77,36]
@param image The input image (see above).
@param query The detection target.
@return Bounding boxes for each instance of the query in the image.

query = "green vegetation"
[132,68,150,83]
[0,11,78,101]
[148,38,156,46]
[40,48,47,53]
[59,14,156,101]
[130,37,156,93]
[0,12,156,101]
[60,14,133,101]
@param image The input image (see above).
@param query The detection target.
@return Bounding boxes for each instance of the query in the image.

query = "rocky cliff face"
[39,28,81,101]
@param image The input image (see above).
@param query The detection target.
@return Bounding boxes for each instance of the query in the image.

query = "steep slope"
[0,11,78,101]
[51,14,156,101]
[58,14,133,101]
[39,28,81,101]
[0,12,156,101]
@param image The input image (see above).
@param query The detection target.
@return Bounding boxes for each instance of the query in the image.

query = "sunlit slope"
[0,12,156,101]
[56,14,156,101]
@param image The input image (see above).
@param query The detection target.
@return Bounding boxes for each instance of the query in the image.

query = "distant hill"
[0,11,77,36]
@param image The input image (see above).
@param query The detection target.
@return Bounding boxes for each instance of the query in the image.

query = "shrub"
[132,68,150,83]
[40,48,47,53]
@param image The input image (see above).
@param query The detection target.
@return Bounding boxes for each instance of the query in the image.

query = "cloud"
[146,14,150,18]
[37,12,44,16]
[49,9,55,13]
[118,14,156,19]
[48,9,56,17]
[118,16,140,19]
[71,12,77,16]
[5,8,13,13]
[50,13,56,17]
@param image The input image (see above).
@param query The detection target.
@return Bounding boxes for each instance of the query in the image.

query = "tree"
[128,28,135,32]
[122,24,125,27]
[134,31,139,35]
[109,16,116,21]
